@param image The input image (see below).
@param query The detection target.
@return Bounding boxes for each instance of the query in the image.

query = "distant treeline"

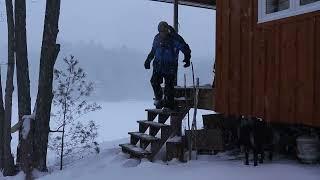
[0,42,214,101]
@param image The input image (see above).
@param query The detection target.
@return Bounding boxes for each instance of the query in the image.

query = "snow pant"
[150,71,175,108]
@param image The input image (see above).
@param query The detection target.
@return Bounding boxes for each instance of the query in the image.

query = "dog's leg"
[245,146,249,165]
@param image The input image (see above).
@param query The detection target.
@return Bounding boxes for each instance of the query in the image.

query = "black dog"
[238,117,274,166]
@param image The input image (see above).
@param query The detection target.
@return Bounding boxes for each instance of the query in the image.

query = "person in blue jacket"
[144,21,191,109]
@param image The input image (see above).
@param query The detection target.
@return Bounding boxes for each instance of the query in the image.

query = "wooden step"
[174,97,193,101]
[138,120,172,137]
[119,143,151,158]
[174,97,193,107]
[145,108,182,115]
[137,120,170,129]
[129,132,160,142]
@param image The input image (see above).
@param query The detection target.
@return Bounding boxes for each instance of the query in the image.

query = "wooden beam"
[174,0,179,32]
[149,0,216,10]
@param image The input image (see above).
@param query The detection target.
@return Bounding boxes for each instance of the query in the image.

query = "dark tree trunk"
[20,116,35,180]
[3,0,16,176]
[14,0,31,164]
[33,0,61,171]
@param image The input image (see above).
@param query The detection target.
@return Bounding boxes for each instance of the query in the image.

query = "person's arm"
[147,47,155,61]
[144,36,157,69]
[174,34,191,67]
[144,47,154,69]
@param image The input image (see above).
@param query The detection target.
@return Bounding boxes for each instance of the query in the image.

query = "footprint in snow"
[110,152,130,163]
[122,159,141,168]
[100,148,121,157]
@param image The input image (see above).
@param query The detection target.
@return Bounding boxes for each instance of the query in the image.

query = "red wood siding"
[229,0,241,115]
[239,0,253,116]
[314,17,320,126]
[215,0,320,127]
[215,0,230,114]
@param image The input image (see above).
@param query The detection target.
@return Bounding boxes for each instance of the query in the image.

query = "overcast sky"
[0,0,215,58]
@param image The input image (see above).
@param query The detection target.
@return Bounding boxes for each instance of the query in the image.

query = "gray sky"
[0,0,215,58]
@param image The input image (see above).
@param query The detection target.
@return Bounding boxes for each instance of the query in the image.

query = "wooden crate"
[185,129,224,151]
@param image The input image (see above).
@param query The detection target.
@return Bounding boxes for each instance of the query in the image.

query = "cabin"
[120,0,320,161]
[152,0,320,127]
[215,0,320,128]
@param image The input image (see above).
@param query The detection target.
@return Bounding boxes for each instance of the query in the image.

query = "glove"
[183,59,190,68]
[144,59,151,69]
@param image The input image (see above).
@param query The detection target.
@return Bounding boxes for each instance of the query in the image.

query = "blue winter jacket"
[146,32,191,75]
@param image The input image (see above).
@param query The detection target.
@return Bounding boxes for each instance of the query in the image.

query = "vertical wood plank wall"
[215,0,320,127]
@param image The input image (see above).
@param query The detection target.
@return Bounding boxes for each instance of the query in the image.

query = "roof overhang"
[149,0,216,10]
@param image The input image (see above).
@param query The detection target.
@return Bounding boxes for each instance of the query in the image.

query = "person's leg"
[150,71,163,108]
[164,74,175,109]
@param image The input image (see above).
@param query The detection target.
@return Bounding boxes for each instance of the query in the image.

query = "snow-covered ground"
[1,101,320,180]
[6,139,320,180]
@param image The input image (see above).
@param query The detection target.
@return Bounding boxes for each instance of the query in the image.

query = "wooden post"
[170,115,183,136]
[174,0,179,85]
[174,0,179,33]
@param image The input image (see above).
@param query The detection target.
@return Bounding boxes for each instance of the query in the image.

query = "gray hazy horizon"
[0,0,216,101]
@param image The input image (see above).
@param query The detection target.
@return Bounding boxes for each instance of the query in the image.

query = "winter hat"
[158,21,169,33]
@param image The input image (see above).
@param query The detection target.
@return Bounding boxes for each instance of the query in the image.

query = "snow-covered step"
[119,143,151,158]
[174,97,191,100]
[145,109,182,115]
[129,132,160,142]
[146,109,183,123]
[174,97,193,102]
[174,97,194,108]
[137,120,170,129]
[137,120,172,138]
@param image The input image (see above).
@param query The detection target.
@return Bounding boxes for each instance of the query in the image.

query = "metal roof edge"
[149,0,216,10]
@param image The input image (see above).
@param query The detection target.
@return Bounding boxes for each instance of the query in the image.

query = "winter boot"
[162,97,175,111]
[154,99,163,109]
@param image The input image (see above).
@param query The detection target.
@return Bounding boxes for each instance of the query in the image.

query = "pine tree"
[49,55,101,170]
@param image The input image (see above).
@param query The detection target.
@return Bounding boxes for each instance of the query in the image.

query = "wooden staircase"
[119,98,192,160]
[119,85,213,161]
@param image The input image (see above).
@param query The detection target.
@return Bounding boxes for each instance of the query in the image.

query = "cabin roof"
[149,0,216,9]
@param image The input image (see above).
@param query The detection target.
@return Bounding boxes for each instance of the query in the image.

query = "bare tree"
[14,0,32,164]
[33,0,61,171]
[2,0,16,176]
